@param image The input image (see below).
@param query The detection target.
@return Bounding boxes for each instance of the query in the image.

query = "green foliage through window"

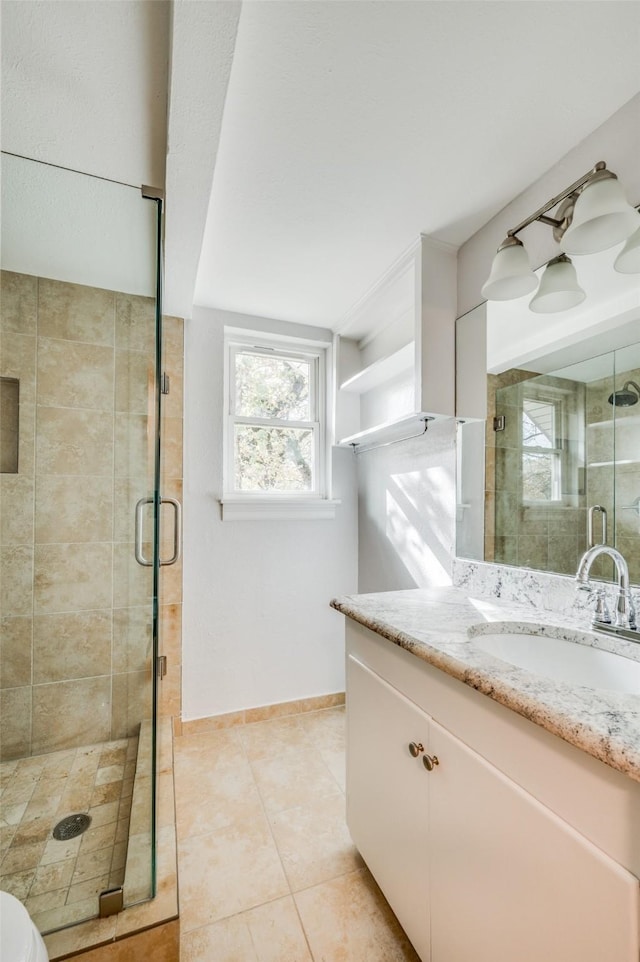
[235,426,313,491]
[235,353,310,421]
[227,339,324,496]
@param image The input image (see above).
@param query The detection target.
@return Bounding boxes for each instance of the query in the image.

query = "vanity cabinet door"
[429,718,639,962]
[346,655,431,961]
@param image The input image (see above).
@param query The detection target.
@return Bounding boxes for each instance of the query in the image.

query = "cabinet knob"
[408,742,424,757]
[423,754,439,772]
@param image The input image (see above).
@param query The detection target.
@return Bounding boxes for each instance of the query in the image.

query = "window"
[222,332,337,520]
[521,395,563,502]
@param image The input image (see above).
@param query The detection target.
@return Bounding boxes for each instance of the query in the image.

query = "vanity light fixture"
[614,224,640,274]
[482,161,640,313]
[560,168,640,255]
[529,254,585,314]
[480,236,538,301]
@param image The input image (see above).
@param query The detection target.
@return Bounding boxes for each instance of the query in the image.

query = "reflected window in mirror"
[522,393,564,502]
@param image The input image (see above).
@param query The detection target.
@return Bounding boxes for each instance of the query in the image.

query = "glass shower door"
[113,259,162,911]
[0,152,161,931]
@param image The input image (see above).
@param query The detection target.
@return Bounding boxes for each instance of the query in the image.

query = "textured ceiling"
[1,0,169,189]
[193,1,640,328]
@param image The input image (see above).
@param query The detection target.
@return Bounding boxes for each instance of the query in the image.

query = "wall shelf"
[339,342,414,395]
[334,234,457,447]
[338,413,432,450]
[588,415,640,428]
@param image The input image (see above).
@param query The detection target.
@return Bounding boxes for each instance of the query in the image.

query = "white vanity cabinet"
[347,656,431,960]
[346,626,640,962]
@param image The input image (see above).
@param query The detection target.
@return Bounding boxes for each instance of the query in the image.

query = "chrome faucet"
[575,544,637,635]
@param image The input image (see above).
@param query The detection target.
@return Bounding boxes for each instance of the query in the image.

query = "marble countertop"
[331,586,640,783]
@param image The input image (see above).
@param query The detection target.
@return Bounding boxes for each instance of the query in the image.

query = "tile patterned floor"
[175,707,420,961]
[0,736,137,933]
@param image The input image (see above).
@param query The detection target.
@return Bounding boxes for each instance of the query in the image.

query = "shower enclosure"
[0,153,166,934]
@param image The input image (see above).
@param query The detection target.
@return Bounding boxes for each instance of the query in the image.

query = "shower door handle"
[587,505,607,548]
[160,497,182,566]
[134,497,182,566]
[135,497,154,566]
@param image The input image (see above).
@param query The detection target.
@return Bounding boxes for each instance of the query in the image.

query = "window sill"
[220,497,341,521]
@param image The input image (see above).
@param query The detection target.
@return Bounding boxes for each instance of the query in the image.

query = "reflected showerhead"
[608,380,640,407]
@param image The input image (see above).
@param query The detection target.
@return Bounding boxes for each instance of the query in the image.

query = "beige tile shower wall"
[158,316,183,722]
[585,375,615,583]
[484,369,532,566]
[0,271,158,760]
[486,370,587,576]
[1,272,37,758]
[111,291,155,743]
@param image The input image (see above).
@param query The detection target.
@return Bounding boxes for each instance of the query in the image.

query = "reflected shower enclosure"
[483,344,640,584]
[0,153,162,934]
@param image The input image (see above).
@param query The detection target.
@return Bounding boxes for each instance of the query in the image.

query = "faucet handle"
[618,590,636,631]
[592,589,611,625]
[613,588,636,630]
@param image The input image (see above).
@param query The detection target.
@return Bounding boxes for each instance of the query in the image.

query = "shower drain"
[52,813,92,841]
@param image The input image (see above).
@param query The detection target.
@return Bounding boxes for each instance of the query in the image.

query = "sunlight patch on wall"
[385,483,450,586]
[393,466,451,514]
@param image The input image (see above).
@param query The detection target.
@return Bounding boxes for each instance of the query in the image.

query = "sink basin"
[470,629,640,694]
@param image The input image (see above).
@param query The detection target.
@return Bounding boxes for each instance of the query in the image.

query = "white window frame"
[221,330,338,520]
[521,392,565,504]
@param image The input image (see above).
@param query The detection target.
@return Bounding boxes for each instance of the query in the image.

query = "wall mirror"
[456,251,640,586]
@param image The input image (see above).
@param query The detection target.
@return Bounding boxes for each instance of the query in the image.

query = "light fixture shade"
[529,255,586,314]
[560,173,640,255]
[481,237,538,301]
[614,225,640,274]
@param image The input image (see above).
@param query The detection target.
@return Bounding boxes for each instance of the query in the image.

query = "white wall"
[1,154,157,296]
[357,419,456,593]
[182,306,358,721]
[455,419,485,562]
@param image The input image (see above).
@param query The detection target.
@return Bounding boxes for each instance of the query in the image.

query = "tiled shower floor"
[0,735,137,933]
